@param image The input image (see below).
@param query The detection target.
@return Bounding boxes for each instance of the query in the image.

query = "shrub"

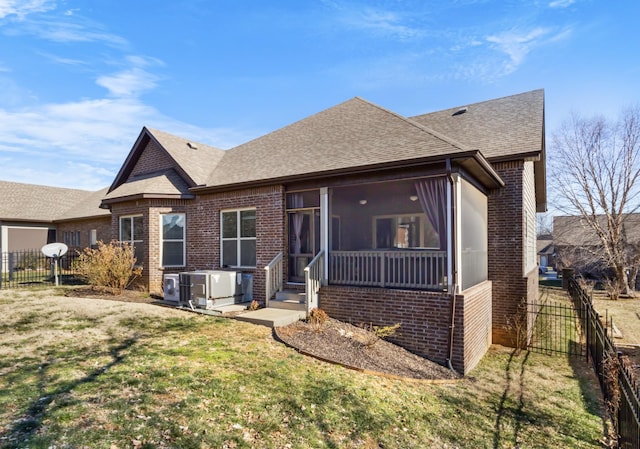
[74,240,142,295]
[359,322,401,347]
[309,307,329,331]
[248,299,260,311]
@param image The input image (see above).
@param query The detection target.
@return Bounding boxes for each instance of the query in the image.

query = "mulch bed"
[275,318,460,381]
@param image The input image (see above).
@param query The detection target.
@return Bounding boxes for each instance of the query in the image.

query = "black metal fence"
[565,276,640,449]
[527,294,586,358]
[0,249,82,289]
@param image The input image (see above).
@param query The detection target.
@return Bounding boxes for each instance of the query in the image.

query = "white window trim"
[160,213,186,268]
[119,215,143,265]
[221,208,256,268]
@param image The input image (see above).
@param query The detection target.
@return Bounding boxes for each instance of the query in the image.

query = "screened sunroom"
[284,158,501,294]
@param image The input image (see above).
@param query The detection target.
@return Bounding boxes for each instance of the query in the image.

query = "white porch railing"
[304,250,324,316]
[264,252,283,307]
[328,250,447,290]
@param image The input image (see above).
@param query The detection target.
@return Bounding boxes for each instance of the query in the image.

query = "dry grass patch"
[0,287,606,449]
[591,290,640,345]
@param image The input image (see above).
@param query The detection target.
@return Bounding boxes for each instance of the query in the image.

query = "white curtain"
[291,194,304,254]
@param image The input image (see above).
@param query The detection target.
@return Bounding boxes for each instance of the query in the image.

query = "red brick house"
[98,89,546,374]
[0,181,110,254]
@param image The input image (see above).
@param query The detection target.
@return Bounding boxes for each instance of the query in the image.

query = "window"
[119,215,144,264]
[221,209,256,267]
[161,213,185,267]
[373,214,439,249]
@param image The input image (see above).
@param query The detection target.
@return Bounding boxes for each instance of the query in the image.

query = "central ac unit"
[179,272,210,308]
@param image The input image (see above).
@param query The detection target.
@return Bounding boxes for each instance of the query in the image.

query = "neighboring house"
[553,214,640,284]
[94,89,546,374]
[537,234,556,270]
[0,181,111,255]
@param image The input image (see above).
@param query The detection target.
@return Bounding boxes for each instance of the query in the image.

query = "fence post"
[562,268,574,290]
[8,252,14,282]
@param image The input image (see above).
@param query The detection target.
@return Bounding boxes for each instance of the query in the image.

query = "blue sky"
[0,0,638,191]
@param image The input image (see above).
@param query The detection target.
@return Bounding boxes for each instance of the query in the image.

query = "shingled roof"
[102,169,192,204]
[0,180,109,222]
[204,97,477,188]
[553,214,640,247]
[411,90,546,211]
[104,90,545,206]
[410,90,544,160]
[105,127,225,202]
[146,128,225,186]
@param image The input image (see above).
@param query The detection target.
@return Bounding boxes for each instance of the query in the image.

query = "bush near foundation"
[75,241,142,294]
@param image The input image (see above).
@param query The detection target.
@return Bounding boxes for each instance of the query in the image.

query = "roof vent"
[187,142,198,150]
[452,107,468,116]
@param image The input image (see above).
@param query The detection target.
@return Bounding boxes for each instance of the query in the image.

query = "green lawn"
[0,288,606,448]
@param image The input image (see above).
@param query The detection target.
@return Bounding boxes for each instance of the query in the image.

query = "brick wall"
[489,160,538,347]
[460,281,493,371]
[56,216,111,248]
[148,200,189,293]
[319,280,492,374]
[109,201,150,289]
[186,185,285,301]
[131,138,175,176]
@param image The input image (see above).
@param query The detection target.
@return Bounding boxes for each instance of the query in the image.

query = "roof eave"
[100,192,195,207]
[451,151,505,188]
[192,150,504,194]
[54,213,112,223]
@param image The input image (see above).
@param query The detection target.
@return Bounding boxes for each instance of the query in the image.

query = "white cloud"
[95,56,165,98]
[22,18,128,46]
[0,0,54,20]
[327,3,424,41]
[96,67,159,98]
[486,27,549,71]
[37,51,87,66]
[485,26,570,75]
[549,0,575,8]
[352,8,423,40]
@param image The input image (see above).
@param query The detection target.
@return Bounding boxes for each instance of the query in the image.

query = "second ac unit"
[163,274,180,302]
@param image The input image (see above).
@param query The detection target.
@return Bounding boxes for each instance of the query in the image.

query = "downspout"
[445,159,459,374]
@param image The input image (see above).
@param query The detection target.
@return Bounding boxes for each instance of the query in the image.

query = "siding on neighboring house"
[523,161,537,275]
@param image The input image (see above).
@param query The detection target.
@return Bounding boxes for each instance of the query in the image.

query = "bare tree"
[550,106,640,296]
[536,212,553,237]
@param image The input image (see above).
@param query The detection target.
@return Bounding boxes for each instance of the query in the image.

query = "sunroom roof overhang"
[451,150,505,189]
[100,192,195,208]
[191,150,504,194]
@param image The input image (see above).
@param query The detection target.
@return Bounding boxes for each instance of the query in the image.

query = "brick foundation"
[319,280,492,374]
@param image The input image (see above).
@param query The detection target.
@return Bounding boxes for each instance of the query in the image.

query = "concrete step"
[275,290,306,302]
[269,299,306,311]
[233,308,306,328]
[269,290,306,311]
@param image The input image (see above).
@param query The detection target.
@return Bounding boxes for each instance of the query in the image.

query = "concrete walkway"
[233,308,306,328]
